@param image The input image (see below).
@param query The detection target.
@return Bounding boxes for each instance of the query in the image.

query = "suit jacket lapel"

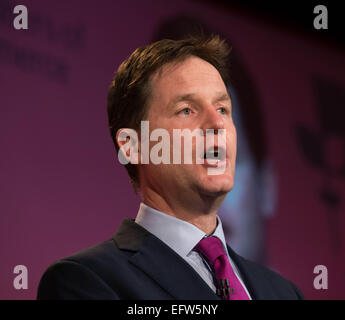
[114,219,219,300]
[227,245,273,299]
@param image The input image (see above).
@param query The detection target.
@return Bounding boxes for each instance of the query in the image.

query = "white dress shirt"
[135,202,252,299]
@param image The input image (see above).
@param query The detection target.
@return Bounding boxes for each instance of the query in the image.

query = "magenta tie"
[194,236,250,300]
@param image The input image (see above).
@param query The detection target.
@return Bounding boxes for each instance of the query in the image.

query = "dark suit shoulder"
[37,239,123,300]
[63,239,120,265]
[234,253,305,299]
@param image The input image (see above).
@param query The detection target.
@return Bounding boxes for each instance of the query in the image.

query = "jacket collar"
[113,218,277,300]
[113,219,219,300]
[226,245,276,300]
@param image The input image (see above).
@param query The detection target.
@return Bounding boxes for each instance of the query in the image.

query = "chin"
[199,174,234,196]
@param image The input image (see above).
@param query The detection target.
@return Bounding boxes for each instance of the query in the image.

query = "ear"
[116,128,140,165]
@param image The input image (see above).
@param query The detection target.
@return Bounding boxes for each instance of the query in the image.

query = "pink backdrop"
[1,0,344,299]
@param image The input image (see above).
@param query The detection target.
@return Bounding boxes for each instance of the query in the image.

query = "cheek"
[230,132,237,151]
[229,125,237,144]
[227,127,237,150]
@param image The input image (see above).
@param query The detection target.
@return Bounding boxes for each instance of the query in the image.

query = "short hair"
[107,35,231,191]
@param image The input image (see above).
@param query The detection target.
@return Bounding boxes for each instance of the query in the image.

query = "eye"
[180,108,192,116]
[218,107,227,115]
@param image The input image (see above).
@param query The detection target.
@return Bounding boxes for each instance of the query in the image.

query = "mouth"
[202,146,227,167]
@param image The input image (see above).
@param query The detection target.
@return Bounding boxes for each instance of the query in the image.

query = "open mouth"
[203,146,226,163]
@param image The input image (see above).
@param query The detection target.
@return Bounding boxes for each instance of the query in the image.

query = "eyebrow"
[169,92,231,109]
[214,92,231,104]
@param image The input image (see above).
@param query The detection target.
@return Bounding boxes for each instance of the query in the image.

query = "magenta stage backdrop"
[1,0,344,299]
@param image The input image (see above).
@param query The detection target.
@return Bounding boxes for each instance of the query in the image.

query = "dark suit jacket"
[37,219,304,300]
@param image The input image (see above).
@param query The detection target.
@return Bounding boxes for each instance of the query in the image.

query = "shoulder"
[37,239,124,299]
[229,248,305,299]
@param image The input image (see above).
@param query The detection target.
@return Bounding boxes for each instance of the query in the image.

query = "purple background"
[1,0,345,299]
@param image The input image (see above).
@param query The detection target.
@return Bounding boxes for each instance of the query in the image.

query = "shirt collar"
[135,202,230,260]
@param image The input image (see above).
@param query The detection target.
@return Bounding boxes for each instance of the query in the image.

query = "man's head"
[107,35,236,204]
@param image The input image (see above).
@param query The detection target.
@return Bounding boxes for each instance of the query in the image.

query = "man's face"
[139,56,237,200]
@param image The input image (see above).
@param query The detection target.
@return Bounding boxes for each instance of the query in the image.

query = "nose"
[201,106,224,135]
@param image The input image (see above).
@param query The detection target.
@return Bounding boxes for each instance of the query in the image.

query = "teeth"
[204,150,220,159]
[204,153,218,159]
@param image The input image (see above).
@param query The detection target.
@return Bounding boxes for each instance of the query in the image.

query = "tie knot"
[194,236,226,265]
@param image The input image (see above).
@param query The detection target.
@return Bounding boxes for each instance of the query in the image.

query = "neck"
[141,186,225,235]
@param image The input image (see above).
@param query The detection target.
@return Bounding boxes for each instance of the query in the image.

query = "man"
[152,16,277,265]
[37,36,304,300]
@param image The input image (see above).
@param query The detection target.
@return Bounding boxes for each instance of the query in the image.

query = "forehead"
[149,56,226,98]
